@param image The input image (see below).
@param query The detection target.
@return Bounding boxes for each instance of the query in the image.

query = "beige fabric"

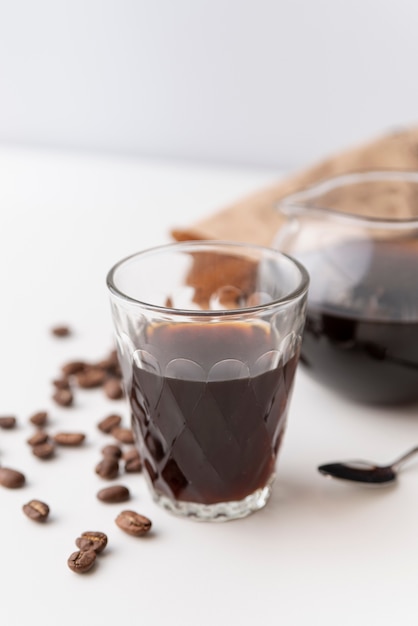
[171,126,418,246]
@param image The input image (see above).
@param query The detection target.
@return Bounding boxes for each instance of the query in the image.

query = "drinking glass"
[107,241,308,521]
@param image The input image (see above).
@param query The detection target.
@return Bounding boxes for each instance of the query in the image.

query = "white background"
[0,0,417,168]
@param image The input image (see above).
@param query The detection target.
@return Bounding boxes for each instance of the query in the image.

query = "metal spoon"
[318,445,418,485]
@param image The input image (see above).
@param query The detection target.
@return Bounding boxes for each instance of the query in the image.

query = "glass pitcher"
[275,171,418,405]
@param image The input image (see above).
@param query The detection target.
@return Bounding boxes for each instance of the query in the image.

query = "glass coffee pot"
[275,171,418,405]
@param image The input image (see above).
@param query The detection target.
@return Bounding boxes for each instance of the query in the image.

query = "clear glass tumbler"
[107,241,308,521]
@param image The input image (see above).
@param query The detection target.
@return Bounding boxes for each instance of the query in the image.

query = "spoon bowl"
[318,445,418,485]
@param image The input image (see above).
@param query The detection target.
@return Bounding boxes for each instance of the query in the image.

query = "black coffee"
[300,239,418,404]
[130,322,299,505]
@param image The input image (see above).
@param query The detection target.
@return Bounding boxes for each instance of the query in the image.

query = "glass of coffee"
[107,241,308,521]
[276,171,418,405]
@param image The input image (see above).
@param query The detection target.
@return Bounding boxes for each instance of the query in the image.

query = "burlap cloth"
[171,126,418,246]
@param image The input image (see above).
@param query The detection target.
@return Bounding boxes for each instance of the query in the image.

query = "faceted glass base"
[151,474,275,522]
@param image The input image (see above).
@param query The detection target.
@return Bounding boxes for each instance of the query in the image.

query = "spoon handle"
[391,446,418,471]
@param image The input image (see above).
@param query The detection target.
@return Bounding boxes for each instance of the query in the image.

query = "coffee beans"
[111,427,135,445]
[27,430,55,459]
[50,347,123,412]
[0,467,25,488]
[27,430,49,446]
[51,325,71,337]
[76,367,107,389]
[0,416,17,429]
[52,378,70,390]
[32,442,55,459]
[115,510,152,537]
[96,349,119,373]
[67,550,96,574]
[68,531,108,574]
[98,414,122,433]
[97,485,130,503]
[95,457,119,480]
[125,457,142,473]
[1,332,156,579]
[103,378,123,400]
[22,499,50,522]
[52,388,73,407]
[102,444,122,459]
[53,432,85,446]
[123,449,142,472]
[61,360,86,376]
[29,411,48,427]
[75,531,108,554]
[123,447,140,462]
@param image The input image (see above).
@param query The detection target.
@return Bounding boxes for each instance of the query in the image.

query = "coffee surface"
[300,239,418,403]
[130,322,298,504]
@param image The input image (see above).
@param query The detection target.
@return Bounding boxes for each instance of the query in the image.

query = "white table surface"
[1,146,418,626]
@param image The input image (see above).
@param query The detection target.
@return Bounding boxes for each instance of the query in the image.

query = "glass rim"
[279,170,418,228]
[106,240,309,317]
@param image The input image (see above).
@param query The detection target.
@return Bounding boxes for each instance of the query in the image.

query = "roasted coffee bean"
[76,368,106,389]
[97,485,130,503]
[53,432,85,446]
[75,531,108,554]
[61,361,86,376]
[0,416,17,429]
[52,378,70,390]
[112,364,122,378]
[97,350,119,372]
[52,388,73,407]
[111,427,134,445]
[95,359,117,376]
[108,349,118,363]
[0,467,25,488]
[22,499,50,522]
[95,457,119,479]
[32,442,55,459]
[97,414,122,433]
[27,430,49,446]
[29,411,48,427]
[122,447,141,462]
[103,378,123,400]
[94,357,113,371]
[51,325,71,337]
[67,550,96,574]
[75,538,94,552]
[115,510,152,537]
[125,457,142,473]
[101,444,122,459]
